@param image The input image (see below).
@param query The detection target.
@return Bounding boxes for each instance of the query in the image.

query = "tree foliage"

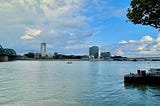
[25,52,35,58]
[127,0,160,29]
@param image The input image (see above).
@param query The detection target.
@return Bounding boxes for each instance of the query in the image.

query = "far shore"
[15,58,160,62]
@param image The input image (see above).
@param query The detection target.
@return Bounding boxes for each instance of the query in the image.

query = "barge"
[124,68,160,84]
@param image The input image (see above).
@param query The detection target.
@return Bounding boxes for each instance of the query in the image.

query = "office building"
[89,46,99,59]
[41,43,46,57]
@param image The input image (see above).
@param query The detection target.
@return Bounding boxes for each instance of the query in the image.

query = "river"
[0,61,160,106]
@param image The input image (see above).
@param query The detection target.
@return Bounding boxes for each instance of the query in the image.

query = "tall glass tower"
[41,43,46,56]
[89,46,99,59]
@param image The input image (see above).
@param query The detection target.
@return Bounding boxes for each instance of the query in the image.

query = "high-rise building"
[41,43,46,57]
[89,46,99,59]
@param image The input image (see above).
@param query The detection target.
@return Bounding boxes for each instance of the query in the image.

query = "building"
[35,53,41,58]
[100,52,111,60]
[41,43,46,57]
[45,53,54,59]
[89,46,99,59]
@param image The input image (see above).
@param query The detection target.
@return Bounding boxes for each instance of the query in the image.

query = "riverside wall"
[0,56,8,62]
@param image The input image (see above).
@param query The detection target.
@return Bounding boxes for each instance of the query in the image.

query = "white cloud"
[150,34,160,51]
[116,49,124,55]
[20,35,34,40]
[140,35,153,42]
[118,40,128,44]
[157,34,160,42]
[20,27,42,40]
[137,44,147,51]
[103,34,160,57]
[25,27,42,37]
[128,40,137,43]
[118,40,137,44]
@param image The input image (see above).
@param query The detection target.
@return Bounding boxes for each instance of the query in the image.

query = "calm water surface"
[0,61,160,106]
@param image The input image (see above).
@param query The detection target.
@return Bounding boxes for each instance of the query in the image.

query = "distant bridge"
[0,45,17,61]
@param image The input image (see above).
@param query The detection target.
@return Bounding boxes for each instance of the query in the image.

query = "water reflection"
[124,83,148,91]
[124,83,160,97]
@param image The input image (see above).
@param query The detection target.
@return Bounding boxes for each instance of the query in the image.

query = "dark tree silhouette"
[127,0,160,29]
[25,52,35,58]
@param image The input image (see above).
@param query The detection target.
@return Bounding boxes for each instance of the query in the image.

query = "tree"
[127,0,160,29]
[24,52,35,58]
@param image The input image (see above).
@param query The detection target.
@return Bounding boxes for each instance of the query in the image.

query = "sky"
[0,0,159,57]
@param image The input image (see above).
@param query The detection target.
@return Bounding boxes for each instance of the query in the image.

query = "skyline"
[0,0,159,57]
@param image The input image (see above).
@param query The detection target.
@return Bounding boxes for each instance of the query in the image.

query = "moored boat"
[67,61,72,64]
[124,68,160,84]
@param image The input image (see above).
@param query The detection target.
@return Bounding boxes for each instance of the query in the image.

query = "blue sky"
[0,0,159,57]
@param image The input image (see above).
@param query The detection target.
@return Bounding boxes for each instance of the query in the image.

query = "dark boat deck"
[124,71,160,84]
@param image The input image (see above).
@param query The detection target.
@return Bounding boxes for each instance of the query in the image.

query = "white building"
[41,43,46,57]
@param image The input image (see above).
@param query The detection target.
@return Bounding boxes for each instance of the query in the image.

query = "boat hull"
[124,74,160,84]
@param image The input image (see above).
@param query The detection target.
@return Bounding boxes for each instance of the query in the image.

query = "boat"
[148,68,160,75]
[67,61,72,64]
[124,68,160,84]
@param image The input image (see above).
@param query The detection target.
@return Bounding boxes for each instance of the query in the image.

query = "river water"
[0,61,160,106]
